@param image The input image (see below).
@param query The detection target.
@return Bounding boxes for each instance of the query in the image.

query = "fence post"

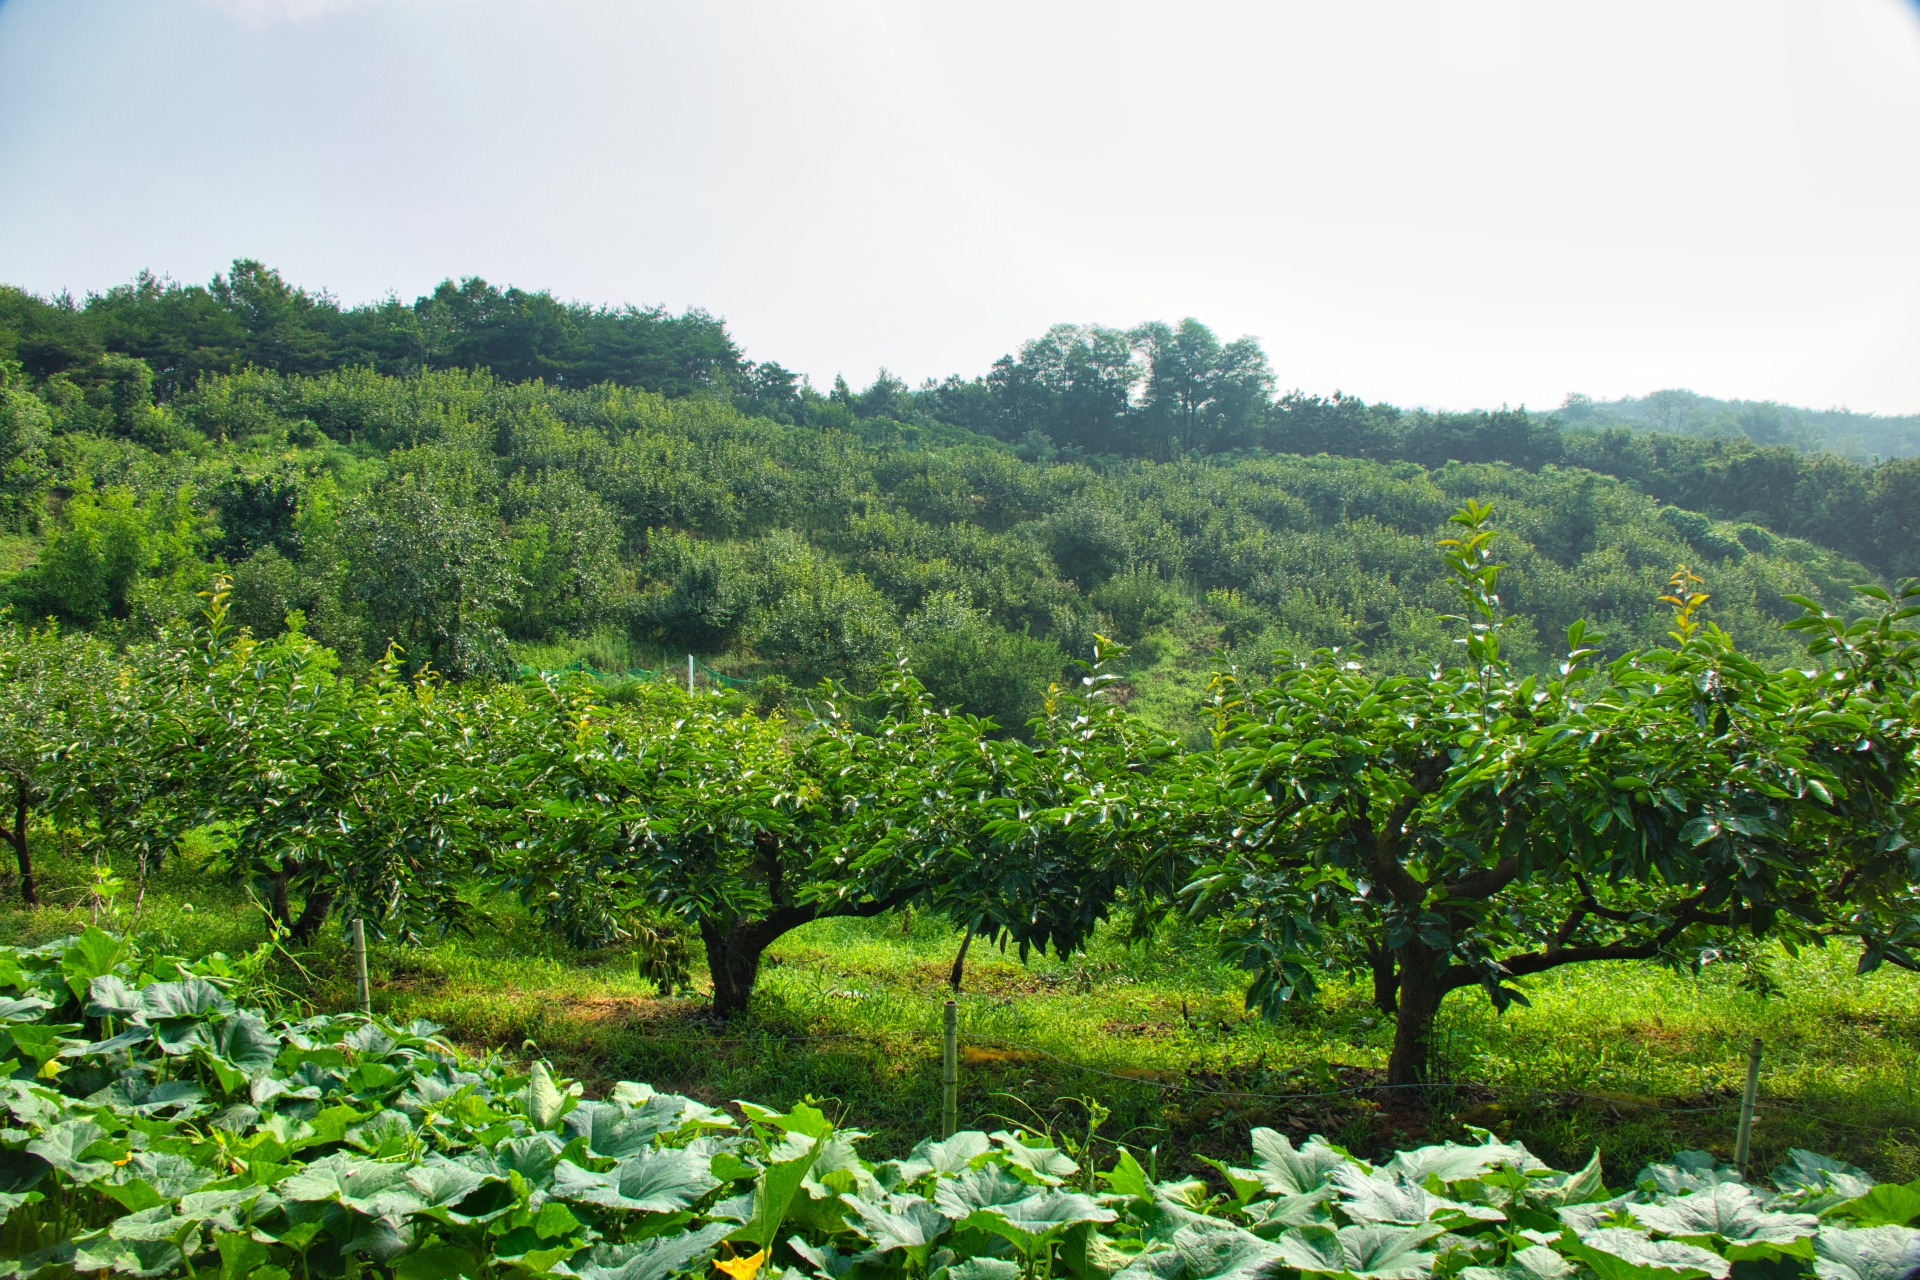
[1735,1037,1762,1172]
[688,654,695,695]
[942,998,958,1138]
[352,917,371,1016]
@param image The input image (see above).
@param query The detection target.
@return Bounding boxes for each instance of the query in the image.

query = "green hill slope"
[0,357,1876,741]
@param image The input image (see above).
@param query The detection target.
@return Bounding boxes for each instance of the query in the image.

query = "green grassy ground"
[3,843,1915,1187]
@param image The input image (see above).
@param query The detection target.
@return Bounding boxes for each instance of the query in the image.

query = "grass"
[3,841,1916,1189]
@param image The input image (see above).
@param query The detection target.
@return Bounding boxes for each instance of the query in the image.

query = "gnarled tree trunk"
[1367,940,1398,1015]
[700,915,802,1019]
[291,889,334,942]
[1387,939,1447,1087]
[3,779,34,907]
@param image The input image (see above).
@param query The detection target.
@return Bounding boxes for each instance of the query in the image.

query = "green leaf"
[216,1229,273,1280]
[1171,1220,1284,1280]
[841,1191,949,1253]
[87,975,143,1018]
[1573,1228,1733,1280]
[1384,1135,1547,1184]
[62,926,128,994]
[139,978,234,1020]
[0,996,54,1023]
[1637,1184,1817,1245]
[551,1147,719,1213]
[562,1099,683,1159]
[1200,1157,1266,1206]
[392,1245,484,1280]
[529,1060,567,1130]
[731,1132,822,1249]
[963,1190,1117,1256]
[1811,1224,1920,1280]
[535,1199,583,1239]
[1249,1128,1349,1194]
[344,1109,414,1157]
[1099,1148,1153,1202]
[1335,1223,1451,1279]
[934,1162,1033,1218]
[1460,1244,1578,1280]
[1331,1164,1504,1226]
[1774,1151,1876,1205]
[944,1260,1022,1280]
[558,1221,734,1280]
[212,1013,281,1078]
[1530,1149,1609,1208]
[738,1098,833,1138]
[993,1130,1081,1185]
[278,1153,414,1208]
[1243,1189,1334,1235]
[113,1151,217,1202]
[906,1130,992,1179]
[1636,1152,1743,1197]
[27,1117,116,1181]
[1829,1184,1920,1230]
[73,1234,184,1278]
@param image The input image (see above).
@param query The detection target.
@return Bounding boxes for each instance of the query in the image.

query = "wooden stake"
[353,918,371,1016]
[1735,1037,1761,1172]
[941,998,958,1139]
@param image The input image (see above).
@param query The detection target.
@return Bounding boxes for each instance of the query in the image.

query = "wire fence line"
[539,1022,1906,1124]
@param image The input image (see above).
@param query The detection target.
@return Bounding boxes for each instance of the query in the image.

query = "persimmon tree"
[0,620,115,905]
[166,583,486,940]
[488,649,1171,1018]
[1192,501,1920,1087]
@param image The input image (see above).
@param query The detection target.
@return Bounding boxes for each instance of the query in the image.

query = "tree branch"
[1464,888,1719,988]
[1444,856,1520,902]
[1360,754,1449,909]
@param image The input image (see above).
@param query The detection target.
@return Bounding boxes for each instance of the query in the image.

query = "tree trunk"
[6,781,34,908]
[701,919,779,1019]
[1387,940,1447,1088]
[1367,941,1398,1015]
[290,889,334,942]
[266,870,291,929]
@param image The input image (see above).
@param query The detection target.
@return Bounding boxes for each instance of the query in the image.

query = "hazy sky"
[4,1,1920,414]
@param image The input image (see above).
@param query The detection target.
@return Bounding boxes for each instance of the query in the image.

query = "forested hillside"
[1,262,1911,735]
[1558,387,1920,462]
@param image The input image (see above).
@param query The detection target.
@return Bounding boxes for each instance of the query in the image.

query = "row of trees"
[1,262,741,400]
[5,507,1916,1086]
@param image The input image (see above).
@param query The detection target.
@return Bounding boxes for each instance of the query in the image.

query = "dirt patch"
[560,995,685,1025]
[1102,1020,1178,1039]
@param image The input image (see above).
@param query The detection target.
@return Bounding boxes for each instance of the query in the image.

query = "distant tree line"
[0,261,740,399]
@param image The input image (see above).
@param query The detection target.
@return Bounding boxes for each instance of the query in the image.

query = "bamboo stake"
[1736,1037,1761,1172]
[353,918,371,1016]
[941,998,958,1139]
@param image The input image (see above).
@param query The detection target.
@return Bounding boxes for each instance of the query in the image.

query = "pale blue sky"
[4,1,1920,413]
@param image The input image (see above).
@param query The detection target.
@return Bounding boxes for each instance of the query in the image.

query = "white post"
[688,654,695,695]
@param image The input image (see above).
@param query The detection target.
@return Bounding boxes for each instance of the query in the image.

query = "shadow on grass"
[2,843,1915,1185]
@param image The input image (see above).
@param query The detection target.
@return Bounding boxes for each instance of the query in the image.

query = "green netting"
[693,657,758,689]
[516,656,758,689]
[517,660,659,682]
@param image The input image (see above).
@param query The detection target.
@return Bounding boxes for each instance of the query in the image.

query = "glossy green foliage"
[1191,504,1920,1083]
